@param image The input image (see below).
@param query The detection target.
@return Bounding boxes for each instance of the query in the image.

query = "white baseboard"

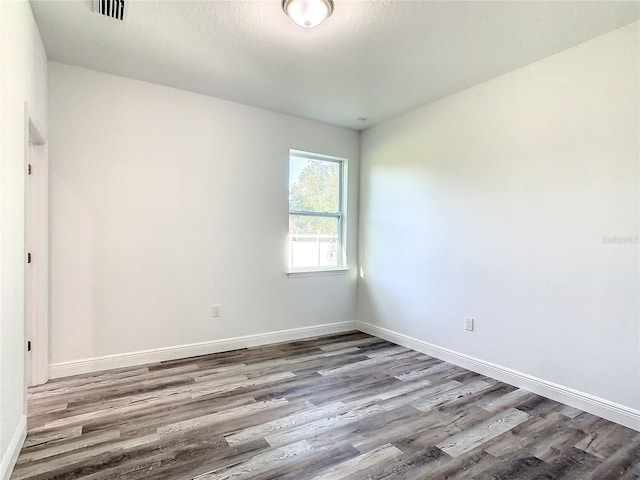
[1,415,26,480]
[49,321,357,378]
[355,321,640,431]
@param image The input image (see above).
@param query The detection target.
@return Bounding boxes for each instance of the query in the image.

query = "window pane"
[289,157,339,213]
[289,215,339,268]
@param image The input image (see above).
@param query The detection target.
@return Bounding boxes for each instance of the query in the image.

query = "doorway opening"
[25,103,48,389]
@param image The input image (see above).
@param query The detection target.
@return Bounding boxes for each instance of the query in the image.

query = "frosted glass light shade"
[282,0,334,28]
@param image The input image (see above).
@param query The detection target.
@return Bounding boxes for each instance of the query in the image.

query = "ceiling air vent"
[94,0,125,21]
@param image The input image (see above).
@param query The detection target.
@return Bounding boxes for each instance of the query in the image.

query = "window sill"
[287,268,349,278]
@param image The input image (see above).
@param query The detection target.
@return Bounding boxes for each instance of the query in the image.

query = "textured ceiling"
[31,0,639,130]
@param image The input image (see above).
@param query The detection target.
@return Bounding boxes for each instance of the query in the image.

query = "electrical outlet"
[465,316,474,331]
[212,305,222,317]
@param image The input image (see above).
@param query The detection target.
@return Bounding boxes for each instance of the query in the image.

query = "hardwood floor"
[12,332,640,479]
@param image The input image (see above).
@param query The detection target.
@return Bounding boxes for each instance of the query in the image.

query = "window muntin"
[288,151,346,271]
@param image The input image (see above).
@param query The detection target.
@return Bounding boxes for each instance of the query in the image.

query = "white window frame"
[287,149,348,276]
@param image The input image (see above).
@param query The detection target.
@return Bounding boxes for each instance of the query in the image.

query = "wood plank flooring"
[12,332,640,479]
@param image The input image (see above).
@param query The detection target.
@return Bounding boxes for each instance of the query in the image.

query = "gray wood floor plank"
[437,407,530,457]
[16,429,121,465]
[253,441,360,480]
[21,425,82,449]
[575,421,637,459]
[412,378,492,411]
[393,360,453,381]
[193,440,313,480]
[266,404,386,447]
[583,433,640,480]
[157,397,289,435]
[312,443,403,480]
[225,401,346,445]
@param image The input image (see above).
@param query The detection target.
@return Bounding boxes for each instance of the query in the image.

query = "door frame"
[24,102,48,388]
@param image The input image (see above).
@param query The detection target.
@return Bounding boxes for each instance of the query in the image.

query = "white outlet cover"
[465,316,474,331]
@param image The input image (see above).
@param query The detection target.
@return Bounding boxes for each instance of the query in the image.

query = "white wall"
[0,1,48,477]
[358,22,639,411]
[48,62,359,367]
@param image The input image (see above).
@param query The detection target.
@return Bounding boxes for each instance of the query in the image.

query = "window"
[288,150,346,272]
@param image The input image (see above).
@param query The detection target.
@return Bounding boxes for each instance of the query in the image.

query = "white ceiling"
[31,0,639,130]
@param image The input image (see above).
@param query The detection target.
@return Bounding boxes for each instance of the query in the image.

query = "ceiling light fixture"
[282,0,334,28]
